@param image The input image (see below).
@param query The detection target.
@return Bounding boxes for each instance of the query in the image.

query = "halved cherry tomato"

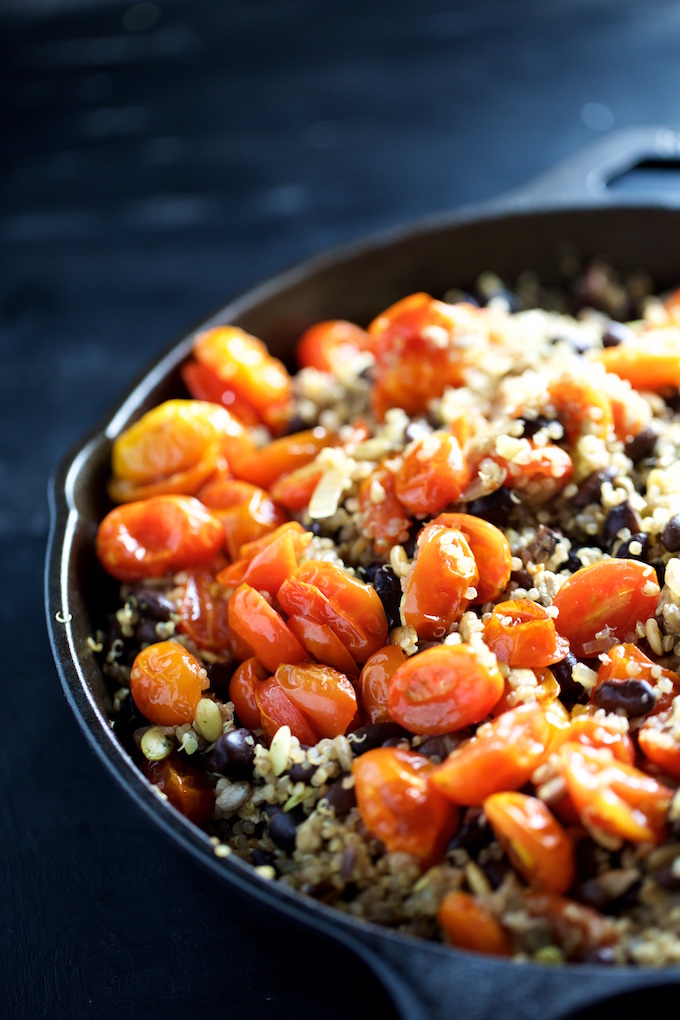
[638,717,680,778]
[484,600,570,668]
[351,746,459,867]
[548,711,635,764]
[594,643,680,714]
[295,319,372,372]
[357,465,412,556]
[278,560,388,664]
[270,461,325,511]
[197,478,288,561]
[358,645,407,724]
[254,678,318,745]
[130,640,209,726]
[547,377,614,442]
[286,616,359,676]
[552,559,660,658]
[593,331,680,391]
[556,741,672,843]
[227,583,308,673]
[437,891,512,956]
[96,495,225,582]
[483,792,575,894]
[491,440,573,504]
[394,433,471,516]
[429,702,552,805]
[216,524,304,594]
[401,523,478,640]
[274,662,358,738]
[490,668,565,718]
[228,657,267,729]
[178,565,231,652]
[388,644,504,736]
[430,513,512,604]
[232,427,333,490]
[144,751,214,826]
[180,361,262,426]
[192,325,292,432]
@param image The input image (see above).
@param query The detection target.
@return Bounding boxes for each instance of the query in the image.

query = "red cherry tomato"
[484,599,570,668]
[358,645,407,724]
[228,657,267,729]
[254,677,318,745]
[274,662,358,738]
[295,319,372,372]
[197,478,288,561]
[178,565,231,652]
[430,512,512,603]
[400,523,478,640]
[227,583,308,673]
[130,640,209,726]
[438,892,512,956]
[144,752,214,826]
[483,791,575,894]
[394,433,471,516]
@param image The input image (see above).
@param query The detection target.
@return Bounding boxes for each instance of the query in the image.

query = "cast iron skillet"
[47,125,680,1020]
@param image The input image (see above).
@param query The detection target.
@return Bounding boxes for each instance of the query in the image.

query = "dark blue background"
[4,1,680,1016]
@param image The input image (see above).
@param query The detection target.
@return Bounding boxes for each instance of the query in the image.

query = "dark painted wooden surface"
[4,1,680,1017]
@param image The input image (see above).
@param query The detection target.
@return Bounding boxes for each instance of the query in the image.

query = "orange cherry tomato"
[180,360,262,426]
[394,433,471,516]
[231,427,334,490]
[351,746,459,867]
[430,513,512,604]
[270,461,324,511]
[594,643,680,714]
[556,741,672,844]
[437,891,512,956]
[286,616,359,677]
[274,662,358,738]
[357,465,412,557]
[483,792,575,894]
[278,560,388,664]
[254,677,318,745]
[484,599,570,668]
[216,524,305,595]
[594,331,680,391]
[358,645,407,724]
[295,319,372,372]
[638,718,680,778]
[192,325,292,433]
[177,564,231,652]
[552,559,660,658]
[96,495,225,582]
[388,644,504,736]
[368,293,486,420]
[400,523,478,640]
[130,640,209,726]
[144,751,214,826]
[228,657,267,729]
[429,702,552,805]
[108,399,253,502]
[227,583,308,673]
[547,377,614,443]
[548,712,635,764]
[197,478,288,561]
[491,440,573,504]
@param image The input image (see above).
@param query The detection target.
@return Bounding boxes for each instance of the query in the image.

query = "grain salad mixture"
[94,259,680,967]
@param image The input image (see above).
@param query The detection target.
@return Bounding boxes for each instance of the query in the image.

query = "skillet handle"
[495,123,680,209]
[337,924,680,1020]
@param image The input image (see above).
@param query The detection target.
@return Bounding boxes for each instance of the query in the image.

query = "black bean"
[571,467,617,508]
[403,522,421,560]
[202,729,255,779]
[465,486,515,526]
[481,858,511,890]
[250,849,278,871]
[417,733,465,762]
[287,760,317,784]
[603,501,641,546]
[652,560,667,587]
[267,809,299,853]
[128,586,176,621]
[592,678,656,718]
[564,552,583,574]
[349,722,409,754]
[447,807,492,856]
[663,387,680,411]
[653,866,680,892]
[517,415,555,440]
[526,524,561,563]
[205,659,235,695]
[550,651,588,709]
[614,532,648,562]
[134,619,164,646]
[624,426,657,463]
[601,321,636,348]
[321,779,356,817]
[511,568,533,589]
[373,564,403,631]
[662,514,680,553]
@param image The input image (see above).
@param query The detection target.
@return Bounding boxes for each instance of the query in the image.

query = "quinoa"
[94,259,680,966]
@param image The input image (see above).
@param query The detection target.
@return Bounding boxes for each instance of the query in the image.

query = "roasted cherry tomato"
[232,427,334,490]
[270,461,325,512]
[401,523,478,640]
[351,746,459,867]
[178,565,231,652]
[254,678,318,745]
[548,711,635,764]
[180,360,262,426]
[358,645,407,724]
[484,599,570,668]
[394,433,471,516]
[192,325,292,433]
[227,583,308,673]
[295,319,372,373]
[594,331,680,391]
[197,478,288,561]
[430,513,512,603]
[552,559,660,657]
[556,741,672,844]
[491,439,573,504]
[286,616,359,677]
[483,792,575,894]
[429,702,552,805]
[388,644,504,736]
[130,640,209,726]
[228,657,267,729]
[547,377,614,442]
[108,399,253,503]
[357,465,412,557]
[216,523,308,594]
[638,716,680,779]
[274,662,358,738]
[144,751,214,826]
[96,494,225,582]
[437,892,512,956]
[594,642,680,714]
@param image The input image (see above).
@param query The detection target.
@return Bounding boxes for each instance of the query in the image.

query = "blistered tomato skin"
[400,524,478,640]
[484,599,570,668]
[130,640,209,726]
[96,494,225,582]
[387,644,504,735]
[394,433,471,516]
